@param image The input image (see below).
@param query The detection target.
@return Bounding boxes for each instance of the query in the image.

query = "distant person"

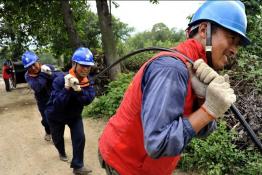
[45,47,96,175]
[2,61,13,92]
[22,51,62,141]
[98,1,249,175]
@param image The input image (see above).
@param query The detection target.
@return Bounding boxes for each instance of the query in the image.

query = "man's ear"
[198,22,208,39]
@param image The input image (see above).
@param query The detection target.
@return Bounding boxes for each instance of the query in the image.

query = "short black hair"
[188,22,219,38]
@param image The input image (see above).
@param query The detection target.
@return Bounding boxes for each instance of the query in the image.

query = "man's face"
[211,27,241,70]
[74,64,91,78]
[27,62,41,75]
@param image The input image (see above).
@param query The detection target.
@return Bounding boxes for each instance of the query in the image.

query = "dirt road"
[0,78,107,175]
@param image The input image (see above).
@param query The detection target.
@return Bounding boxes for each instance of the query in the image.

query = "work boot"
[44,134,52,141]
[73,167,92,175]
[59,154,68,162]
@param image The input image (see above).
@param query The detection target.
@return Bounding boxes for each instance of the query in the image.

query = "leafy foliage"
[0,0,133,66]
[149,0,159,4]
[230,50,262,92]
[230,0,262,91]
[38,53,57,65]
[82,73,134,118]
[121,23,185,71]
[178,121,262,175]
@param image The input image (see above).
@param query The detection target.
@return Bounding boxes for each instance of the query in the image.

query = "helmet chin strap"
[74,62,77,72]
[73,62,85,79]
[206,22,213,67]
[73,62,80,78]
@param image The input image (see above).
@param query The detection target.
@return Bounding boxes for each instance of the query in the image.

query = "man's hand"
[203,76,236,119]
[64,74,74,89]
[69,77,81,91]
[64,74,81,91]
[194,59,219,84]
[188,59,232,99]
[41,65,52,75]
[187,63,207,98]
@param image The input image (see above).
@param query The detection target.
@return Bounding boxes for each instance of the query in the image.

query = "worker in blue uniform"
[22,51,62,141]
[45,47,96,175]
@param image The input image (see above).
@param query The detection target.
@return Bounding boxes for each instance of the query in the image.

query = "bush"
[238,151,262,175]
[124,52,154,71]
[178,121,262,175]
[234,49,262,92]
[82,72,134,118]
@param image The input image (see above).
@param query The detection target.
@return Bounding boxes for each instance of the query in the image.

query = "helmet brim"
[240,35,251,46]
[24,60,37,68]
[76,61,95,66]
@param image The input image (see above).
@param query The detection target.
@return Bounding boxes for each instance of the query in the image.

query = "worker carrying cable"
[22,51,63,142]
[98,1,250,175]
[45,47,95,175]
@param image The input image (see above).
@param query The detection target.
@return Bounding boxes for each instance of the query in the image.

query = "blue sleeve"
[50,75,72,109]
[196,121,217,138]
[25,72,50,93]
[141,57,196,158]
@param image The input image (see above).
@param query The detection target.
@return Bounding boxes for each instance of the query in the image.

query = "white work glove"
[223,74,230,83]
[187,59,218,98]
[64,74,81,91]
[41,65,52,75]
[194,59,219,84]
[64,74,74,89]
[191,74,230,98]
[187,63,207,98]
[203,76,236,119]
[69,77,81,92]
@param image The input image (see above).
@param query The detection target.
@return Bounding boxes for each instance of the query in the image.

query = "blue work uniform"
[141,57,217,157]
[45,73,95,169]
[25,64,62,135]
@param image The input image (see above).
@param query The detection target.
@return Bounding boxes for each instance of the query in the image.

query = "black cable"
[93,47,193,81]
[230,105,262,152]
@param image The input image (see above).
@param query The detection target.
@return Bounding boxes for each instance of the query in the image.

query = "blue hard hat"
[188,1,250,46]
[21,51,39,68]
[72,47,95,66]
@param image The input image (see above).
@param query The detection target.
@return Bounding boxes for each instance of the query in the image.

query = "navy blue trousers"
[39,107,51,134]
[48,118,85,169]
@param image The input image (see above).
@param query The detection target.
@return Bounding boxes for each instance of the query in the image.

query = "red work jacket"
[2,65,13,79]
[99,39,207,175]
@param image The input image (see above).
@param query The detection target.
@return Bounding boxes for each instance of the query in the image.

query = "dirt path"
[0,78,107,175]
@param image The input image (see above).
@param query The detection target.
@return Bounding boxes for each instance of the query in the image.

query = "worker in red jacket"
[2,61,13,92]
[98,1,250,175]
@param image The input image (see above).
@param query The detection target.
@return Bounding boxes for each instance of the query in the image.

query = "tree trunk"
[96,0,121,80]
[60,0,82,49]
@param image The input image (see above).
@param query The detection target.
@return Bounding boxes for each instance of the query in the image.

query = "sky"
[88,1,204,34]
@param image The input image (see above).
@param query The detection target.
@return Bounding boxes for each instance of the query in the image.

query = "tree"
[0,0,98,62]
[60,0,82,49]
[96,0,121,80]
[0,0,66,59]
[0,0,133,71]
[151,23,172,42]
